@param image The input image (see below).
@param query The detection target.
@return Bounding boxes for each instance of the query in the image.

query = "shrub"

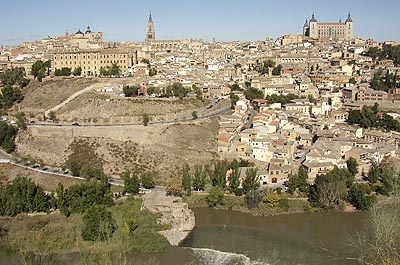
[206,187,224,207]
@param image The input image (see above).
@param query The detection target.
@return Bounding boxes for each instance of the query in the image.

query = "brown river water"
[0,208,367,265]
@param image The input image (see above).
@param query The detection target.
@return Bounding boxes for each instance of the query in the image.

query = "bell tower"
[145,12,155,43]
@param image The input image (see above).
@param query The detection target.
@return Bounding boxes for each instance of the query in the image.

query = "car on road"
[72,122,80,126]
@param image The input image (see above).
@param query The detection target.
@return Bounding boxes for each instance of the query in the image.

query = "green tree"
[230,92,239,109]
[109,63,121,77]
[346,157,359,177]
[367,161,380,184]
[0,176,51,216]
[244,87,264,101]
[288,166,310,195]
[122,170,140,195]
[206,187,225,207]
[141,171,156,189]
[48,111,56,121]
[348,184,376,210]
[73,66,82,76]
[242,168,260,194]
[81,205,117,241]
[142,113,150,126]
[0,121,18,153]
[0,85,23,109]
[349,77,357,84]
[272,64,282,76]
[191,111,198,120]
[181,164,192,196]
[123,85,138,97]
[31,60,50,81]
[149,67,157,76]
[229,167,242,196]
[244,189,262,209]
[16,111,27,130]
[0,67,29,87]
[210,161,228,190]
[192,165,206,191]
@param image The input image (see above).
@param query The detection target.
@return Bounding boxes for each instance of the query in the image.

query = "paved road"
[0,149,11,162]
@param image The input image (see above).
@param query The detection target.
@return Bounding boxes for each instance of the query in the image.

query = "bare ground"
[0,163,85,191]
[55,92,207,122]
[15,118,219,184]
[15,78,96,115]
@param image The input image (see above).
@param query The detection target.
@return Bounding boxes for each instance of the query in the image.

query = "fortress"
[303,13,353,41]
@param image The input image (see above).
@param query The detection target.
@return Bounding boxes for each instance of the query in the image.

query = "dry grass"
[15,78,96,115]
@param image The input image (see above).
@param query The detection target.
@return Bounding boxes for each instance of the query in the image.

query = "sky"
[1,0,400,46]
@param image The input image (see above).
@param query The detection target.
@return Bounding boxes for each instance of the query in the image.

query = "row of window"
[55,54,127,60]
[54,60,127,65]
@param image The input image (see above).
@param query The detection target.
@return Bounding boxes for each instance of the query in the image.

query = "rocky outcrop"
[143,187,195,246]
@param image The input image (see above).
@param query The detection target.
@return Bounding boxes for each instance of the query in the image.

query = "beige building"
[303,13,353,41]
[52,48,135,76]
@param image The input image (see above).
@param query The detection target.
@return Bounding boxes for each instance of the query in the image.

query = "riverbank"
[0,197,171,264]
[142,187,195,246]
[183,193,314,217]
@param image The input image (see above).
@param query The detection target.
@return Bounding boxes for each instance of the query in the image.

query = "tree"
[48,111,56,121]
[0,121,18,153]
[191,111,198,120]
[181,164,192,196]
[346,157,359,177]
[348,184,376,210]
[81,205,117,242]
[272,64,282,76]
[0,176,51,216]
[229,167,242,196]
[310,167,350,208]
[122,170,140,195]
[149,67,157,76]
[16,111,27,130]
[242,168,260,194]
[206,187,224,207]
[109,63,121,77]
[349,77,357,84]
[244,87,264,101]
[142,113,150,126]
[210,161,228,190]
[141,171,156,189]
[123,85,138,97]
[31,60,50,81]
[192,165,206,191]
[245,189,262,209]
[0,67,29,87]
[73,66,82,76]
[230,92,239,109]
[0,85,23,109]
[288,166,309,195]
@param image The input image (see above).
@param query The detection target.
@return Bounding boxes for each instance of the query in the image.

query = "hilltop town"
[0,10,400,265]
[1,13,398,186]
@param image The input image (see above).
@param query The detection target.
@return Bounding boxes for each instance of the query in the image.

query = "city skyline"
[1,0,400,45]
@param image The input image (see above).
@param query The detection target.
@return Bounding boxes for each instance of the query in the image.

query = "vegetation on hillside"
[0,121,18,153]
[347,103,400,132]
[366,44,400,66]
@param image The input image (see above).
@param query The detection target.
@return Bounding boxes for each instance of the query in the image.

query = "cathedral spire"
[146,11,155,42]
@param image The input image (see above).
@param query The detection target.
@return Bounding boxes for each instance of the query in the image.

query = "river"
[0,208,368,265]
[180,208,368,265]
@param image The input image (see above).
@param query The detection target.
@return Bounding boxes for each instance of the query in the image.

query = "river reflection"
[181,208,368,265]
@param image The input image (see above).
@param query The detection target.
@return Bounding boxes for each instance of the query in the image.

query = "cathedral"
[145,13,155,42]
[303,13,353,41]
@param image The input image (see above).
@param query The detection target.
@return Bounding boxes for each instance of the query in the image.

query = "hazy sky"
[1,0,399,45]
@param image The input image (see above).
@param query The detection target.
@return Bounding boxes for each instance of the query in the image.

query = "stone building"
[303,13,353,41]
[52,48,135,76]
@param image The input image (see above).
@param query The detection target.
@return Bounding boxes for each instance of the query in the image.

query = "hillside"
[15,78,96,114]
[15,119,219,183]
